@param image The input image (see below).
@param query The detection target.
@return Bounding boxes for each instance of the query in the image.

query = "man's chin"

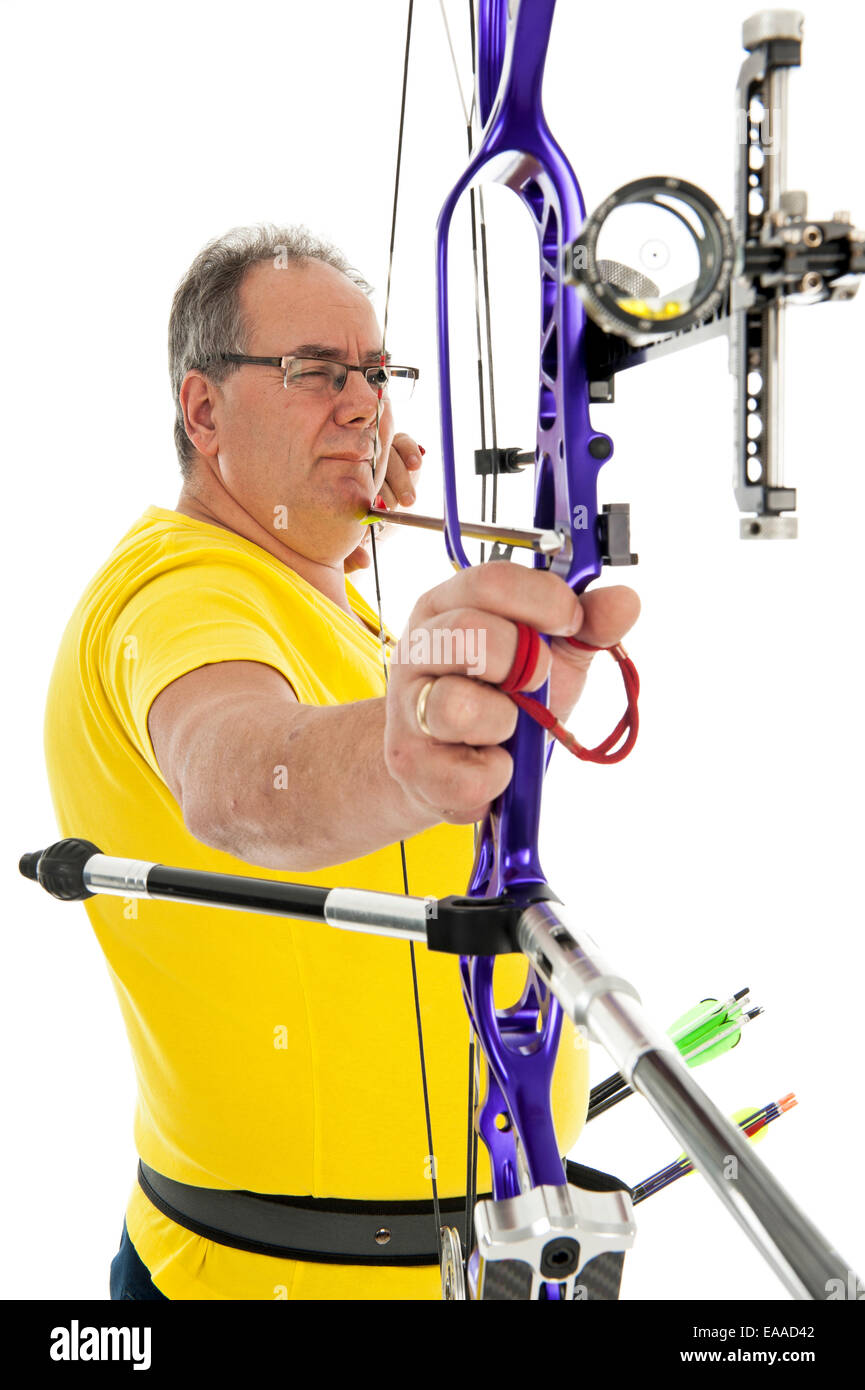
[330,475,373,517]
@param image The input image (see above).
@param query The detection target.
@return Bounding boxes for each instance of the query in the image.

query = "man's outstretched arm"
[148,567,639,872]
[148,661,439,871]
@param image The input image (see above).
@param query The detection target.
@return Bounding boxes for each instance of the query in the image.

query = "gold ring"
[416,679,436,738]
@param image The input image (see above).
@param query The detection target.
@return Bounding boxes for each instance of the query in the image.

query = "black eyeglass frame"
[215,353,419,396]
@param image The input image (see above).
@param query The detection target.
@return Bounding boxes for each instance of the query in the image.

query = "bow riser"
[436,0,609,1249]
[438,0,609,593]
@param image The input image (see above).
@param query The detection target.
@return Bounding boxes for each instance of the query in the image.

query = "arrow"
[631,1095,798,1204]
[588,989,762,1121]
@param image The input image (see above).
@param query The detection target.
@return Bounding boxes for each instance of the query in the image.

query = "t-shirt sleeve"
[102,558,313,778]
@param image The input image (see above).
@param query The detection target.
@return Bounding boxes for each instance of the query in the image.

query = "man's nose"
[332,369,381,425]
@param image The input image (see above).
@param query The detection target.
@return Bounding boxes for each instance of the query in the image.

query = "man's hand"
[375,431,424,512]
[547,584,641,724]
[343,432,424,574]
[147,561,638,871]
[384,564,640,824]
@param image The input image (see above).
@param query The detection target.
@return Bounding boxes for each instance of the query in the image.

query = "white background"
[2,0,863,1301]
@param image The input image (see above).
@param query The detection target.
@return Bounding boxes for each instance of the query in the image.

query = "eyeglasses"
[216,353,419,404]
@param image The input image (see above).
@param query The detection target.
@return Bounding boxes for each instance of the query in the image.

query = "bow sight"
[566,9,864,541]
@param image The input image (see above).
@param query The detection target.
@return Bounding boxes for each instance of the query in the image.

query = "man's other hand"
[343,432,424,574]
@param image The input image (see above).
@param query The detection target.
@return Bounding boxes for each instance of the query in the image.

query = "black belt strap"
[138,1159,631,1276]
[137,1161,465,1265]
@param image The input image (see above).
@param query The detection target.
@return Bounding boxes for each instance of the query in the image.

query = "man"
[43,224,639,1300]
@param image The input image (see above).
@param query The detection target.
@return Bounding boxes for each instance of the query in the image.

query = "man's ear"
[180,371,220,458]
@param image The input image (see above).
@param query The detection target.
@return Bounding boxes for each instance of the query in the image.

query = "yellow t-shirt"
[42,505,588,1299]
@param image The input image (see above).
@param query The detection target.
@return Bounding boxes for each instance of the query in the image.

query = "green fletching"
[685,1029,741,1067]
[667,998,743,1067]
[669,997,723,1045]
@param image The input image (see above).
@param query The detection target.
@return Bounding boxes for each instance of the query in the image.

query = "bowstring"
[441,0,501,555]
[368,0,444,1271]
[371,0,507,1287]
[439,0,503,1273]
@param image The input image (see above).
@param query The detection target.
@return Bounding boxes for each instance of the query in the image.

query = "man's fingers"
[386,714,514,823]
[553,585,641,667]
[417,563,581,638]
[386,570,640,822]
[413,743,514,824]
[385,591,551,822]
[377,481,399,511]
[392,432,423,469]
[572,585,641,646]
[546,585,641,722]
[412,674,518,746]
[393,606,552,689]
[385,433,421,506]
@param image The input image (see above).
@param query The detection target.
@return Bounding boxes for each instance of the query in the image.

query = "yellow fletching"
[730,1104,771,1144]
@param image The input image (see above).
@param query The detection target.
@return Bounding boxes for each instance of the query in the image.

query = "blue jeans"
[109,1220,169,1300]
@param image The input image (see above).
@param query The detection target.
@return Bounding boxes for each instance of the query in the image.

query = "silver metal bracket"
[471,1182,636,1301]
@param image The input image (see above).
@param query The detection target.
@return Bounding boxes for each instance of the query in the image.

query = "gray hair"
[168,224,373,478]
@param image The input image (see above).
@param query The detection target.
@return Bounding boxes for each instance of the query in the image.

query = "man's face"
[201,258,394,563]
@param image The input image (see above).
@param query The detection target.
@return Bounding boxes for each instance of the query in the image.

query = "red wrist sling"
[499,622,639,765]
